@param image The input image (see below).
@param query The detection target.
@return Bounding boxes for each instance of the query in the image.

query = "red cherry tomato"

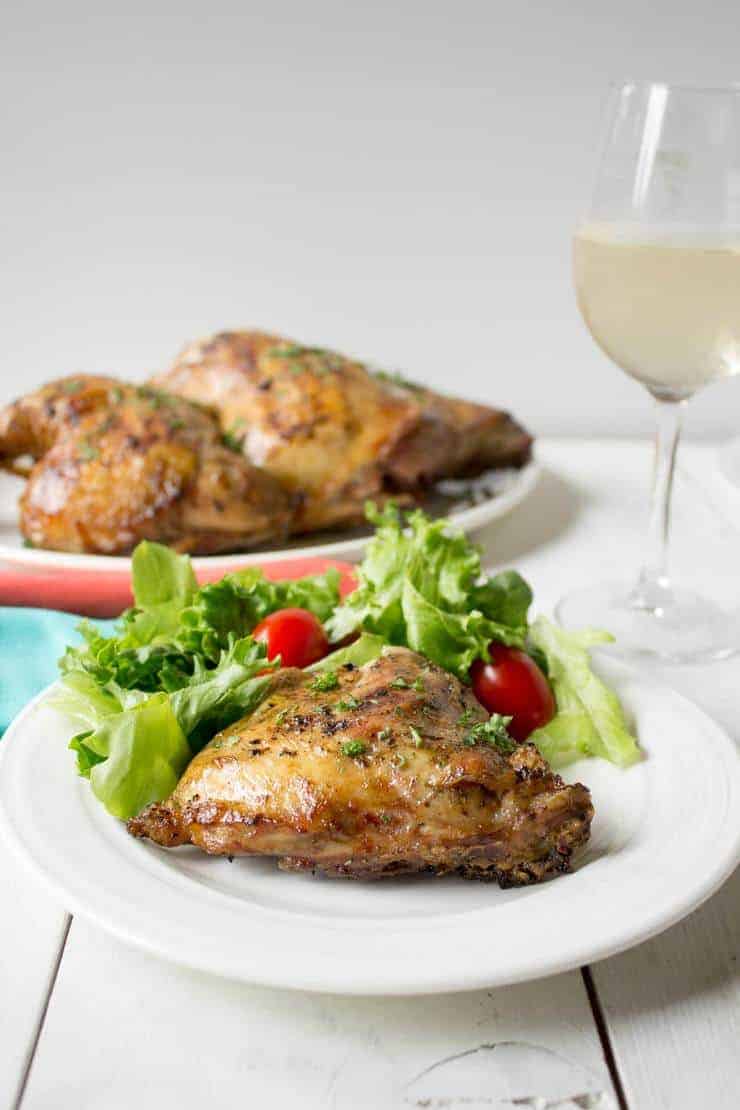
[252,608,330,669]
[470,642,555,742]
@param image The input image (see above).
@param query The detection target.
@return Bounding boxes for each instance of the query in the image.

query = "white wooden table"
[1,439,738,1110]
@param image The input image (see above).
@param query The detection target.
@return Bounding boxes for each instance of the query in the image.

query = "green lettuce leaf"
[132,540,198,610]
[47,670,123,730]
[528,617,640,768]
[77,694,191,819]
[308,633,387,672]
[53,541,342,818]
[400,577,494,678]
[60,544,341,691]
[109,542,200,652]
[179,565,341,660]
[326,503,531,680]
[168,637,274,748]
[52,634,276,817]
[471,570,533,630]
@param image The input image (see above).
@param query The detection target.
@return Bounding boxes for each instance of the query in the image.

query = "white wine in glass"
[557,83,740,661]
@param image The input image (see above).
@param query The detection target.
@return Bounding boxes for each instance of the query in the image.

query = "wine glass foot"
[555,580,739,663]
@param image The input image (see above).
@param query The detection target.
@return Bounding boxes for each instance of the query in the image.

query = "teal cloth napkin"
[0,608,114,735]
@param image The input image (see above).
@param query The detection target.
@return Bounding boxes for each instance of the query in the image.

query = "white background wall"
[2,0,740,438]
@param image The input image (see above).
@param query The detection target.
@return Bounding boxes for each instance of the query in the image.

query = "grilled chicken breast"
[0,376,293,555]
[153,331,533,534]
[129,647,593,885]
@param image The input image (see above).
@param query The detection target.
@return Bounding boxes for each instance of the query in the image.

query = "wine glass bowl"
[556,82,740,661]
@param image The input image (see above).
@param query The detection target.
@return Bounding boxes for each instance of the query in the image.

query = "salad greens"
[528,619,639,768]
[67,693,191,819]
[52,541,341,817]
[60,542,340,691]
[54,505,639,820]
[326,503,638,769]
[308,632,386,673]
[326,504,531,680]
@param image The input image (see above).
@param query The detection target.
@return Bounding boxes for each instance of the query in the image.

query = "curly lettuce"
[326,505,639,769]
[326,503,531,680]
[67,695,191,819]
[53,517,641,820]
[528,618,640,768]
[60,541,340,690]
[51,636,274,818]
[53,541,341,817]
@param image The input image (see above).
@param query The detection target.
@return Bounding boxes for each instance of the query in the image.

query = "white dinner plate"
[1,657,738,995]
[0,462,540,572]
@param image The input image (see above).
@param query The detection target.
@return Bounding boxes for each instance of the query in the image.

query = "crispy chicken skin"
[0,376,293,555]
[383,380,534,487]
[153,331,533,533]
[129,647,593,885]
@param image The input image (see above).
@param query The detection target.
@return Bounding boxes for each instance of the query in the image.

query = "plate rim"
[0,460,541,572]
[1,660,739,996]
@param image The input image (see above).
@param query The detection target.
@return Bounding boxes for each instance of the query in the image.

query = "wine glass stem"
[631,396,686,609]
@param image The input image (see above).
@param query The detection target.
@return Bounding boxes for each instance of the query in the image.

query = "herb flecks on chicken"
[0,376,293,555]
[153,330,533,534]
[128,647,593,885]
[0,332,532,554]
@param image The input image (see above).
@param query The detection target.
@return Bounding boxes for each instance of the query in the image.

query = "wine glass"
[557,82,740,662]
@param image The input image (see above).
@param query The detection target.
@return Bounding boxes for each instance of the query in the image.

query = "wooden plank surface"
[592,869,740,1110]
[562,442,740,1110]
[20,918,618,1110]
[3,439,739,1109]
[502,440,740,1110]
[0,848,68,1110]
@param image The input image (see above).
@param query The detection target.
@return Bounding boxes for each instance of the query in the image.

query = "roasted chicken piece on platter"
[129,647,593,886]
[153,330,533,534]
[0,376,293,555]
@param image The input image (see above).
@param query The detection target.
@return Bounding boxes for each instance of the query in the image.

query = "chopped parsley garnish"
[222,431,244,452]
[109,386,124,404]
[169,417,186,431]
[136,386,175,409]
[61,379,83,394]
[341,740,366,758]
[389,674,425,693]
[373,369,424,392]
[276,708,289,726]
[337,695,360,711]
[78,441,99,461]
[221,417,247,452]
[268,344,303,358]
[464,714,515,753]
[409,726,424,748]
[457,707,476,727]
[310,670,339,693]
